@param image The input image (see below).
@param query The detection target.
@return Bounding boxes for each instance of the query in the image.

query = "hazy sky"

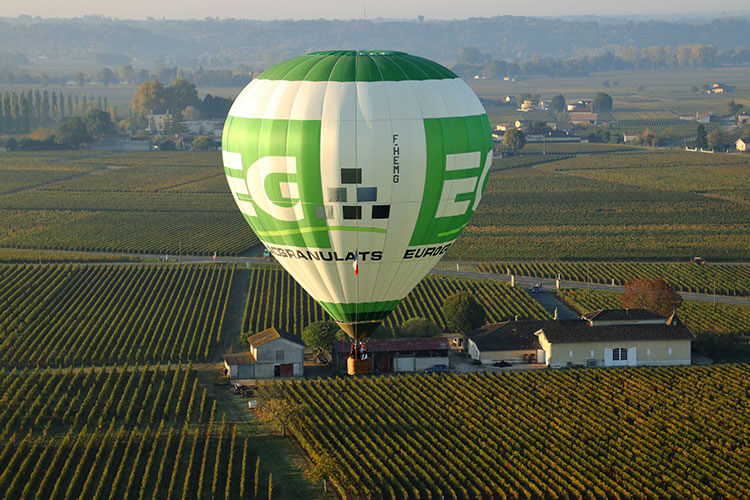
[0,0,745,20]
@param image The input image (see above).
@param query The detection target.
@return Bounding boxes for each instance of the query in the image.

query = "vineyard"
[0,365,272,500]
[0,152,260,256]
[521,143,634,154]
[284,365,750,499]
[242,267,550,335]
[0,248,140,263]
[478,261,750,296]
[557,288,750,335]
[0,264,234,367]
[449,154,750,261]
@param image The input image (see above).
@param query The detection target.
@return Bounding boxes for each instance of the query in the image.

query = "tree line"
[452,44,744,79]
[0,88,115,135]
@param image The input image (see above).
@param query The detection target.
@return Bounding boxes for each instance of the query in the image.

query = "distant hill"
[0,15,748,66]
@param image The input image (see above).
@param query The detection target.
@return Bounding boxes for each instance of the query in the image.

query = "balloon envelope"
[222,50,492,335]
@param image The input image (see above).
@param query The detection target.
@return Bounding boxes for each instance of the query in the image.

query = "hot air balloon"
[222,50,492,373]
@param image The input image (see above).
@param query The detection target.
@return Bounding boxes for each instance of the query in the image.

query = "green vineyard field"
[0,365,268,500]
[284,365,750,499]
[242,267,550,335]
[0,264,234,367]
[0,152,260,256]
[557,288,750,335]
[478,261,750,296]
[450,153,750,261]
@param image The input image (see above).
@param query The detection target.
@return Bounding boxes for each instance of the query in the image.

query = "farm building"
[467,309,693,368]
[736,138,747,152]
[569,112,597,124]
[537,309,692,368]
[332,337,449,374]
[223,327,304,379]
[466,320,550,364]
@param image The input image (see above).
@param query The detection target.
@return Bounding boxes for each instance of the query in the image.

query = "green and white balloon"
[222,50,492,337]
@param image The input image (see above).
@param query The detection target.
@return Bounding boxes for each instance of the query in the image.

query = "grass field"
[283,365,750,499]
[242,266,550,336]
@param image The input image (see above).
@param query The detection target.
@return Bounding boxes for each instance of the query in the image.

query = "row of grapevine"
[0,365,272,500]
[558,288,750,335]
[0,263,234,367]
[283,365,750,499]
[0,210,259,256]
[241,267,550,335]
[479,261,750,296]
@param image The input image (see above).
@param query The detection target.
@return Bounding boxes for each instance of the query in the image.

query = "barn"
[223,327,305,379]
[466,320,551,364]
[332,337,450,374]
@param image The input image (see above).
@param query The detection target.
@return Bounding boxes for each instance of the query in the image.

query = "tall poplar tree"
[42,90,50,124]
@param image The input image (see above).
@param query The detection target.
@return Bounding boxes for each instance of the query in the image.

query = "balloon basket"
[347,356,371,376]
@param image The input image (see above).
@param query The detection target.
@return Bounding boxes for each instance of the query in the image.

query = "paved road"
[5,247,749,306]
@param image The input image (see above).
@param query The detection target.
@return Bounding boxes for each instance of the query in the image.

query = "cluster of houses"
[223,308,694,380]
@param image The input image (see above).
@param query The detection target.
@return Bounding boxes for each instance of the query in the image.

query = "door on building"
[276,363,294,377]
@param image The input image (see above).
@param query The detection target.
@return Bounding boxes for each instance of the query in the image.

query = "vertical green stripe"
[409,114,492,246]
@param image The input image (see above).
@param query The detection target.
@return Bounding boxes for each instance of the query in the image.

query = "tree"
[83,108,116,137]
[254,385,306,437]
[74,72,86,87]
[165,78,200,114]
[397,317,442,338]
[97,68,118,87]
[696,124,708,149]
[181,105,201,121]
[456,47,487,65]
[304,454,338,493]
[301,321,341,352]
[163,114,186,135]
[55,117,91,149]
[193,136,215,151]
[707,128,725,151]
[727,99,744,117]
[592,92,613,113]
[130,80,166,116]
[551,94,566,113]
[621,277,683,317]
[442,291,485,334]
[119,64,136,84]
[6,137,17,151]
[502,128,526,152]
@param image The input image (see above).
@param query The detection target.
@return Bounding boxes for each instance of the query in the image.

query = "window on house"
[275,350,284,361]
[613,347,627,361]
[668,348,672,355]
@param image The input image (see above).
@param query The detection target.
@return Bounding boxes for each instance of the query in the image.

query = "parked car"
[424,364,451,374]
[689,256,706,264]
[530,283,543,293]
[493,360,512,367]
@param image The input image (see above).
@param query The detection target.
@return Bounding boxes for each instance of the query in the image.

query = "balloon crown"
[308,50,408,57]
